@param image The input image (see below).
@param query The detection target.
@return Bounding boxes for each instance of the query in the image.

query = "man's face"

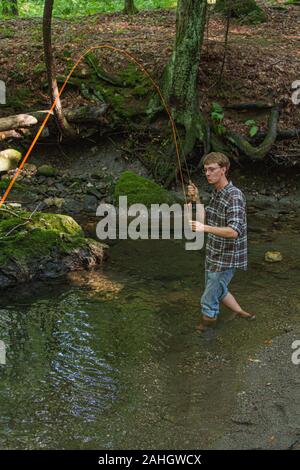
[203,163,226,184]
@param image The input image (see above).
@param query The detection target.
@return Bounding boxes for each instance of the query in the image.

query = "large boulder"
[0,208,108,288]
[114,171,177,207]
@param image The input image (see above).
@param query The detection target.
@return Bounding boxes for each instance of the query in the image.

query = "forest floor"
[0,4,299,162]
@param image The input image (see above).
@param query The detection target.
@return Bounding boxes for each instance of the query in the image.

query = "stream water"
[0,220,299,449]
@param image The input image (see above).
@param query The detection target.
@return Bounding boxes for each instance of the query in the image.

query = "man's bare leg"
[196,315,217,332]
[221,292,255,319]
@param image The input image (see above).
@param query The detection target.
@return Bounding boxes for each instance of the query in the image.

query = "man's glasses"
[202,166,221,175]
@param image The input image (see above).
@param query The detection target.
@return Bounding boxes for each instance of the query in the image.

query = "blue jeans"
[200,268,236,319]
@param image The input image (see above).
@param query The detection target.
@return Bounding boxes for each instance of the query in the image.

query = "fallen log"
[64,103,109,124]
[0,114,38,132]
[0,103,109,133]
[224,102,274,111]
[0,127,50,142]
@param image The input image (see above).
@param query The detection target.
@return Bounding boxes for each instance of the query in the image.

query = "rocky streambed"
[1,142,300,289]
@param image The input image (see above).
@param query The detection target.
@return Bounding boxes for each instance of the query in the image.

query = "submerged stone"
[264,251,283,263]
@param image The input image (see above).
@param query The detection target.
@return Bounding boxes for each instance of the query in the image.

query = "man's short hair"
[202,152,230,174]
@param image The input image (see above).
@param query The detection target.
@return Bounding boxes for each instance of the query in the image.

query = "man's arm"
[190,193,245,239]
[204,225,238,239]
[189,221,238,238]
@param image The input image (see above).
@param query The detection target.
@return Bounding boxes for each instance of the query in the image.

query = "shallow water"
[0,226,299,449]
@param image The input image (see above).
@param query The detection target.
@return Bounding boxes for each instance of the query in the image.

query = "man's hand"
[187,182,200,202]
[189,220,205,232]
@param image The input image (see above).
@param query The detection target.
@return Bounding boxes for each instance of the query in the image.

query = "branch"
[0,204,41,239]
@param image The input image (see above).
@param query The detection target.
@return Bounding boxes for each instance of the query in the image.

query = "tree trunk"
[2,0,18,16]
[123,0,138,15]
[161,0,207,115]
[155,0,208,158]
[43,0,76,138]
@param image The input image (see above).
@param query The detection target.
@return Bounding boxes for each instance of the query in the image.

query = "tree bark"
[43,0,76,138]
[2,0,18,16]
[160,0,207,116]
[123,0,138,15]
[152,0,208,161]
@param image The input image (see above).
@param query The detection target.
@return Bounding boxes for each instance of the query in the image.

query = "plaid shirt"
[205,181,247,272]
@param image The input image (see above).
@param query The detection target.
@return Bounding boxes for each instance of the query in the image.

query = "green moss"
[0,210,86,267]
[114,171,175,207]
[37,164,57,177]
[31,213,84,236]
[119,64,152,96]
[89,64,152,118]
[101,87,142,118]
[6,87,33,108]
[119,64,142,87]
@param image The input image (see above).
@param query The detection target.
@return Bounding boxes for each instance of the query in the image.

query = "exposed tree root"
[225,105,281,161]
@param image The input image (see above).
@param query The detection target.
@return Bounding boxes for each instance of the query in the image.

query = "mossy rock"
[0,209,108,288]
[114,171,176,207]
[215,0,267,24]
[37,164,57,177]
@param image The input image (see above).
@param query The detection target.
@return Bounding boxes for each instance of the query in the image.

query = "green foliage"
[211,102,226,136]
[211,101,224,122]
[0,1,177,19]
[1,0,18,16]
[245,119,258,137]
[33,63,47,75]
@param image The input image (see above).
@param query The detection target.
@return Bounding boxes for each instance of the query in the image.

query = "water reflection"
[0,229,299,449]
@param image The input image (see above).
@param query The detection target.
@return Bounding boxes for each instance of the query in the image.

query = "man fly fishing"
[188,152,256,332]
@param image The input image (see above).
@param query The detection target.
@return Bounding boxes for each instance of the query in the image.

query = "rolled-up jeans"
[200,268,236,319]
